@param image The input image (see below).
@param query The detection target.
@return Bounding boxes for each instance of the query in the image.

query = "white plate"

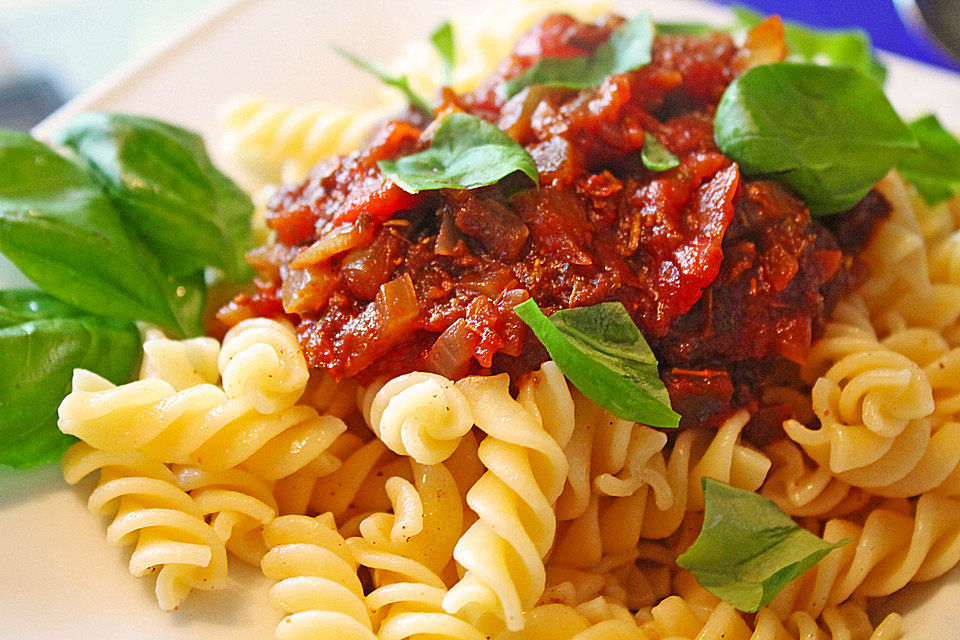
[3,0,960,637]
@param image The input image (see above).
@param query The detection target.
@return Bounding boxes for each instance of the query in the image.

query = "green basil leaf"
[503,11,654,98]
[431,20,456,85]
[0,289,141,469]
[0,129,199,336]
[714,63,917,215]
[513,298,679,428]
[641,135,680,171]
[896,114,960,205]
[334,46,432,114]
[655,21,717,35]
[54,113,254,281]
[732,6,886,83]
[677,478,849,612]
[378,112,538,192]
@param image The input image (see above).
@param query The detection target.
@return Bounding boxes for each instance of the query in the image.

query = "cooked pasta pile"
[54,3,960,639]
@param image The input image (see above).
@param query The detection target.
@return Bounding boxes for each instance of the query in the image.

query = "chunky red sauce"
[221,14,889,434]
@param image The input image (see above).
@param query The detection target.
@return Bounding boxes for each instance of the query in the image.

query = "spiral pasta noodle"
[173,464,278,565]
[219,318,310,414]
[61,442,228,610]
[218,96,396,185]
[442,371,570,631]
[768,493,960,620]
[139,329,221,390]
[349,462,478,640]
[58,368,345,481]
[261,514,376,640]
[363,372,475,465]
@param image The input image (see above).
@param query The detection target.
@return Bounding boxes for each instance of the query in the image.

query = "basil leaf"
[431,20,456,85]
[677,478,849,612]
[334,46,432,114]
[513,298,679,428]
[655,21,716,35]
[0,290,140,469]
[641,135,680,171]
[54,113,254,281]
[896,114,960,205]
[503,11,654,98]
[0,129,199,336]
[732,6,886,83]
[378,112,538,192]
[714,63,917,215]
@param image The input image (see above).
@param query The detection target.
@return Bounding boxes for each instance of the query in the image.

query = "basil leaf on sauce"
[0,290,140,469]
[513,298,679,429]
[0,129,200,336]
[641,135,680,171]
[655,21,717,36]
[678,479,849,612]
[378,112,538,192]
[714,63,917,215]
[896,114,960,205]
[503,11,655,98]
[54,113,255,281]
[431,20,456,85]
[334,46,432,114]
[732,6,886,83]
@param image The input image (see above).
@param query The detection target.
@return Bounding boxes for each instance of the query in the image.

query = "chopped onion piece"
[290,223,373,268]
[375,273,419,337]
[281,263,337,314]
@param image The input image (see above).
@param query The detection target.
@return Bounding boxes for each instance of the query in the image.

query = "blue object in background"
[719,0,960,71]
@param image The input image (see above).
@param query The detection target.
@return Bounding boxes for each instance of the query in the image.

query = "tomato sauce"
[223,14,889,434]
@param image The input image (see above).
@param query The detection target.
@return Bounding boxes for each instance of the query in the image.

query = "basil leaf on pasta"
[732,6,886,82]
[513,298,679,428]
[431,20,456,85]
[0,129,200,336]
[378,112,538,192]
[677,478,849,612]
[896,114,960,205]
[54,113,255,281]
[641,135,680,171]
[334,46,432,114]
[714,63,917,215]
[503,11,654,98]
[0,289,140,469]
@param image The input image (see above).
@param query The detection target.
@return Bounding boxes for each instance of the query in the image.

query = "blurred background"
[0,0,956,132]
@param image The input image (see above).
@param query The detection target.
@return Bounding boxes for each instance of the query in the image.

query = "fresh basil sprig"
[0,290,141,469]
[677,479,849,612]
[714,62,917,215]
[896,114,960,205]
[54,113,254,281]
[732,6,886,83]
[503,11,654,98]
[641,136,680,171]
[513,298,679,429]
[334,46,432,114]
[431,20,456,85]
[378,112,538,192]
[0,129,202,336]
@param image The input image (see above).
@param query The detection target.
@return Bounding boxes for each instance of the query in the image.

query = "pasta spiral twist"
[637,594,901,640]
[363,372,475,465]
[61,442,228,610]
[786,348,935,475]
[442,371,570,631]
[349,463,478,640]
[219,318,310,414]
[218,96,395,184]
[140,330,221,390]
[769,493,960,620]
[58,369,345,481]
[173,465,278,565]
[261,514,376,640]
